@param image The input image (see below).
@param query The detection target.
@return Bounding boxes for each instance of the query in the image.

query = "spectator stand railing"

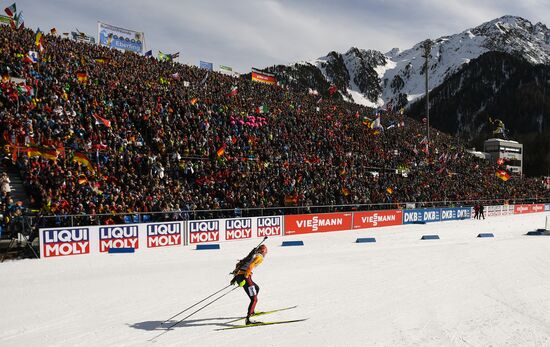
[21,197,549,230]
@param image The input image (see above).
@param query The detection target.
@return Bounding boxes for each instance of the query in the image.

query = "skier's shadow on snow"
[129,317,242,331]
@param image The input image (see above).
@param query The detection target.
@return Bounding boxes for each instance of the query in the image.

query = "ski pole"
[255,236,268,249]
[150,285,240,341]
[159,283,233,326]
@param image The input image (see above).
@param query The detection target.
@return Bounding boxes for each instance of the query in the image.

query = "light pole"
[421,39,432,147]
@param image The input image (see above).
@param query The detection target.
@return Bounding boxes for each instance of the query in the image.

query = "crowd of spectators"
[0,26,548,227]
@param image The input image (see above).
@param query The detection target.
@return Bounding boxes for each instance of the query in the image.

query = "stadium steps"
[0,165,29,205]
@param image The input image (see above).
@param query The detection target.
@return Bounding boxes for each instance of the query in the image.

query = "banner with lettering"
[97,21,144,53]
[284,212,352,235]
[39,221,185,258]
[352,210,402,229]
[188,216,283,244]
[402,208,441,224]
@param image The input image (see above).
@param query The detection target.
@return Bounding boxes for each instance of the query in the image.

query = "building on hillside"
[483,138,523,174]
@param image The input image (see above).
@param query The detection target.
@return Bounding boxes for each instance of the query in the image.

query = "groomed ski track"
[1,212,550,346]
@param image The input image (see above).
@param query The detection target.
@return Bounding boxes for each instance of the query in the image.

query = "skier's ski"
[226,305,298,324]
[217,318,307,330]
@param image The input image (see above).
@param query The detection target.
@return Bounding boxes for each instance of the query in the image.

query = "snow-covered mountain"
[270,15,550,108]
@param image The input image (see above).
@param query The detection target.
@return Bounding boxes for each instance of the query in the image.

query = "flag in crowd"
[4,3,16,17]
[24,50,38,64]
[144,50,152,57]
[328,84,337,96]
[251,68,277,85]
[73,152,94,172]
[227,85,238,97]
[256,105,268,114]
[199,61,213,71]
[35,28,44,52]
[76,71,88,83]
[219,65,232,72]
[92,113,111,127]
[13,10,22,29]
[496,169,510,181]
[199,71,209,86]
[216,145,226,157]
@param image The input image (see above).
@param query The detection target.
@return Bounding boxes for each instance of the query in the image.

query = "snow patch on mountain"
[298,15,550,107]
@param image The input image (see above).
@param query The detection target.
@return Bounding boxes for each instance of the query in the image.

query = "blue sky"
[9,0,550,72]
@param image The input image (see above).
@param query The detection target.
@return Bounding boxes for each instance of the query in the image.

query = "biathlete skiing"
[230,244,268,325]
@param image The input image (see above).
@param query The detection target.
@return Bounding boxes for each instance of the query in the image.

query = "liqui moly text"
[99,225,139,252]
[42,228,90,257]
[189,220,219,244]
[147,222,182,248]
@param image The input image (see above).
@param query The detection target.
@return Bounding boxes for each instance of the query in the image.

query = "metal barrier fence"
[12,197,549,233]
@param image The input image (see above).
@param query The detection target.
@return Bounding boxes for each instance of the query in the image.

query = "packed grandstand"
[1,26,549,231]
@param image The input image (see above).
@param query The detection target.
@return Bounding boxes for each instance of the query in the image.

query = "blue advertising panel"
[200,61,213,71]
[440,207,471,221]
[403,208,441,224]
[98,21,144,53]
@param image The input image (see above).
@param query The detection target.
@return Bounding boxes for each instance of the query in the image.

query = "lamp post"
[421,39,432,147]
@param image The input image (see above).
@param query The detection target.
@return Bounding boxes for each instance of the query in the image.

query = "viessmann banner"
[284,212,353,235]
[39,221,185,258]
[97,21,144,53]
[352,210,403,229]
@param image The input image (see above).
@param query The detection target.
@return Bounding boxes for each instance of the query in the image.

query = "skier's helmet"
[258,244,268,256]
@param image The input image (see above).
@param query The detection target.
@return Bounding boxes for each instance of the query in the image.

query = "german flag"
[78,174,88,185]
[495,170,510,181]
[73,152,94,172]
[76,71,88,83]
[284,194,299,206]
[341,187,351,196]
[216,145,225,157]
[40,149,58,161]
[26,147,41,158]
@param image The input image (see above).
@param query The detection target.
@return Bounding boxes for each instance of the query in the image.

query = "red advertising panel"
[514,204,530,214]
[352,210,403,229]
[284,213,352,235]
[530,204,545,213]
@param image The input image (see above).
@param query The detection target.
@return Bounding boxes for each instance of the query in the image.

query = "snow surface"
[2,212,550,346]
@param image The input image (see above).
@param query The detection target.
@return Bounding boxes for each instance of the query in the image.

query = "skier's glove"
[238,280,246,287]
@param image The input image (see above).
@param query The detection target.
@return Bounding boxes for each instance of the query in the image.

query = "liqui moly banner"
[189,219,220,244]
[257,216,282,237]
[187,216,284,243]
[403,208,441,224]
[225,218,253,240]
[352,210,402,229]
[41,228,90,258]
[147,222,182,248]
[284,213,352,235]
[99,225,139,252]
